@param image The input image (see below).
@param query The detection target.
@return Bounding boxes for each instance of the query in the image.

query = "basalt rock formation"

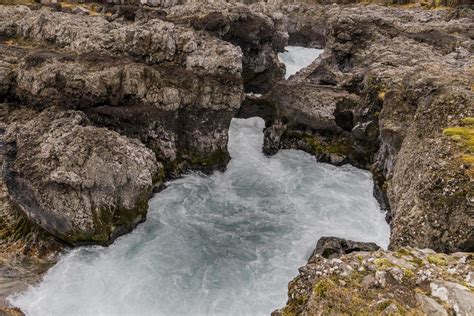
[165,2,287,93]
[311,236,381,259]
[259,3,473,253]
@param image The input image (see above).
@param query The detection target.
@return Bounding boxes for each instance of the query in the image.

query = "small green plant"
[374,258,395,270]
[427,254,448,266]
[395,248,412,257]
[403,268,415,279]
[443,117,474,176]
[313,278,336,298]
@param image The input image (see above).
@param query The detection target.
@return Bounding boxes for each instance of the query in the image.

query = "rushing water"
[278,46,324,79]
[10,47,389,316]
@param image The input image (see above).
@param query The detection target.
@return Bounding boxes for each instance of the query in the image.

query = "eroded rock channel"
[0,1,472,315]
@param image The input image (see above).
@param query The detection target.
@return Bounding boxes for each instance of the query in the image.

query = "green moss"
[167,148,230,177]
[443,118,474,166]
[409,256,425,267]
[376,299,393,312]
[68,192,150,245]
[403,268,415,279]
[395,248,413,257]
[290,132,352,157]
[280,309,296,316]
[374,258,395,270]
[307,273,378,314]
[187,148,229,168]
[313,278,336,298]
[427,254,448,266]
[462,117,474,125]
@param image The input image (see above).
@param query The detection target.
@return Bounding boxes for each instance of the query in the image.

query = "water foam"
[10,47,389,316]
[278,46,324,79]
[11,117,389,316]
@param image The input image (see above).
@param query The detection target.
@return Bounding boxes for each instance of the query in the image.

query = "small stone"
[387,267,404,283]
[416,293,448,316]
[382,303,398,315]
[361,274,376,288]
[375,271,387,288]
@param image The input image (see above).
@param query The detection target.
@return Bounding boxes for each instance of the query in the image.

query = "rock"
[430,281,474,315]
[267,83,358,132]
[309,236,381,260]
[381,303,398,315]
[3,108,161,245]
[166,2,286,93]
[0,5,244,175]
[71,6,90,15]
[416,293,448,316]
[261,2,473,252]
[275,242,473,315]
[0,306,24,316]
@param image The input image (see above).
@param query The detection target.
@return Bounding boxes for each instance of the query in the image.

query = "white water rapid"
[10,47,389,316]
[278,46,324,79]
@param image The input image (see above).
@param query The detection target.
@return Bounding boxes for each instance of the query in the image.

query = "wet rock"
[309,236,380,260]
[3,108,161,245]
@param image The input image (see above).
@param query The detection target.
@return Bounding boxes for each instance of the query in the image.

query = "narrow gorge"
[0,1,472,315]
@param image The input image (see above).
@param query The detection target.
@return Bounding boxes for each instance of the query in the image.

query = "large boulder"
[3,108,161,245]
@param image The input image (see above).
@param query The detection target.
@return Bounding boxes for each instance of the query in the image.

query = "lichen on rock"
[274,237,474,316]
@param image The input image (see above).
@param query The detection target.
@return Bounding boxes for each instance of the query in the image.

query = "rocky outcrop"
[0,5,244,175]
[274,237,474,316]
[0,1,472,312]
[0,6,245,305]
[165,2,287,93]
[3,107,160,245]
[260,3,473,252]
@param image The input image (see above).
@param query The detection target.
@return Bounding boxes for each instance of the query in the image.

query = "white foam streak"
[10,117,389,316]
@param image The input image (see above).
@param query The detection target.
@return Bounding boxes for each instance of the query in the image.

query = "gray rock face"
[260,3,473,252]
[3,108,160,245]
[0,6,241,76]
[0,5,244,174]
[430,281,474,316]
[165,2,287,93]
